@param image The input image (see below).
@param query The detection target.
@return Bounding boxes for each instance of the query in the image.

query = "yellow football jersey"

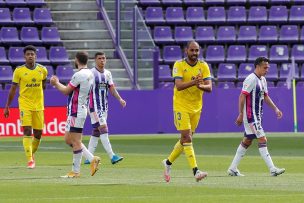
[12,63,48,111]
[172,59,211,113]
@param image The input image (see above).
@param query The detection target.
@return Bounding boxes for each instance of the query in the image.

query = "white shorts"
[89,111,108,128]
[65,116,86,133]
[244,122,265,139]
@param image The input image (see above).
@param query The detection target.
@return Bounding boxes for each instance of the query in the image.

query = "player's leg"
[20,110,34,168]
[84,128,100,164]
[257,135,285,176]
[32,110,44,155]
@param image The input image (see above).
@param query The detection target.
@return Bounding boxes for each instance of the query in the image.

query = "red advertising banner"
[0,107,66,136]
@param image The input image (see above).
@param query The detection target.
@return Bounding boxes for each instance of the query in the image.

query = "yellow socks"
[168,140,184,163]
[23,136,33,161]
[183,143,197,169]
[32,137,41,154]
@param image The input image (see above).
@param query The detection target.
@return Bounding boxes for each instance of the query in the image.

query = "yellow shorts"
[174,110,201,132]
[20,110,44,130]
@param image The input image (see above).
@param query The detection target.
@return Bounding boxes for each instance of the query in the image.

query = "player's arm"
[264,94,283,119]
[174,76,202,91]
[42,79,47,90]
[50,75,74,95]
[235,93,246,126]
[197,79,212,92]
[109,85,126,108]
[4,83,18,118]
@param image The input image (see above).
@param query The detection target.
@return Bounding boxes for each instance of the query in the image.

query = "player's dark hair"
[254,57,269,68]
[23,45,36,54]
[75,51,89,65]
[95,52,105,59]
[186,40,199,49]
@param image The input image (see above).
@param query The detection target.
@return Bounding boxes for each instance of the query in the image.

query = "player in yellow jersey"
[162,41,212,182]
[4,45,48,169]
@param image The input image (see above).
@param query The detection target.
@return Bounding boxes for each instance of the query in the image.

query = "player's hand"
[275,108,283,119]
[120,99,126,108]
[4,107,9,118]
[235,113,243,126]
[50,75,59,86]
[194,75,203,86]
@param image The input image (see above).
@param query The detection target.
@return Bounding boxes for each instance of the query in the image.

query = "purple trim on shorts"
[258,142,267,148]
[73,149,83,154]
[70,127,83,133]
[244,132,257,140]
[92,128,100,137]
[92,122,100,129]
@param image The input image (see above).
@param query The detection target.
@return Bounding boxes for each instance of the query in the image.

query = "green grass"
[0,133,304,203]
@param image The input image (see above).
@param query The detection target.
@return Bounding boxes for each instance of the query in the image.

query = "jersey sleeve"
[172,62,183,79]
[242,76,255,95]
[12,68,20,84]
[42,66,48,80]
[202,63,211,80]
[69,72,80,88]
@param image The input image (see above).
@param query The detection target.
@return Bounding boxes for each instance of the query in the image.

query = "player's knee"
[98,125,108,134]
[181,134,192,143]
[258,136,267,143]
[242,138,252,147]
[33,130,42,139]
[23,127,32,136]
[92,128,100,137]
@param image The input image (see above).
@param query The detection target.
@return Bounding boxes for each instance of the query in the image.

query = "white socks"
[229,143,248,170]
[100,133,114,159]
[81,143,94,162]
[88,136,99,155]
[72,150,82,173]
[259,146,275,170]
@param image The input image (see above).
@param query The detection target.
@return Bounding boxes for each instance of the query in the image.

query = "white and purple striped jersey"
[241,73,268,124]
[89,68,114,114]
[67,68,94,118]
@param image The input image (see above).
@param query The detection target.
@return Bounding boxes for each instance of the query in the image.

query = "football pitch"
[0,133,303,203]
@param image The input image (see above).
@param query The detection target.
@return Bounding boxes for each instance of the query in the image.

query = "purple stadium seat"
[297,81,304,87]
[186,7,205,24]
[302,64,304,79]
[165,7,185,24]
[238,63,254,81]
[206,45,225,63]
[49,46,70,65]
[258,25,278,43]
[248,45,268,62]
[158,82,174,89]
[162,0,182,6]
[33,8,53,26]
[248,6,267,23]
[294,0,304,4]
[279,63,299,80]
[291,45,304,62]
[183,0,203,6]
[207,7,226,24]
[267,81,275,87]
[226,45,246,63]
[226,0,246,5]
[0,8,13,25]
[145,7,165,24]
[268,6,288,23]
[238,26,257,43]
[139,0,160,6]
[1,27,21,45]
[279,25,299,43]
[56,65,74,83]
[289,6,304,23]
[248,0,269,4]
[195,26,215,43]
[44,65,54,81]
[267,63,279,81]
[218,82,235,89]
[217,63,237,81]
[41,27,62,45]
[13,8,33,26]
[20,27,41,45]
[205,0,225,5]
[269,45,289,62]
[8,47,24,65]
[0,65,13,83]
[0,47,10,65]
[227,6,246,24]
[163,45,182,64]
[153,26,174,44]
[0,0,4,6]
[301,26,304,42]
[174,26,193,43]
[26,0,46,6]
[270,0,289,4]
[6,0,27,6]
[36,46,50,64]
[159,65,172,81]
[217,26,236,43]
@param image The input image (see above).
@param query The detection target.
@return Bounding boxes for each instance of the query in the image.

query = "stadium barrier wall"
[0,87,303,136]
